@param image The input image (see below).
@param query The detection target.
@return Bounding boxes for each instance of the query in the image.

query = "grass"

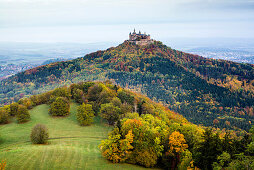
[0,103,156,170]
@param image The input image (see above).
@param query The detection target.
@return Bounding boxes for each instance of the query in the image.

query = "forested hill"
[0,41,254,131]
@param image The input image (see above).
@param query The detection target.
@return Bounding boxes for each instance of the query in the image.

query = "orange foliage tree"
[0,160,6,170]
[166,131,188,169]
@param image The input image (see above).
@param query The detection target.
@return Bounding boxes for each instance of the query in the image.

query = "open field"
[0,103,155,170]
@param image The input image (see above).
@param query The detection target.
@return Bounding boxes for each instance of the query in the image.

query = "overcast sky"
[0,0,254,43]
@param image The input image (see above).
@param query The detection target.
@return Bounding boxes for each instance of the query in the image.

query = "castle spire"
[128,30,153,45]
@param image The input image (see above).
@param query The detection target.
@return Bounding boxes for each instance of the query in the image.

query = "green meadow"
[0,103,155,170]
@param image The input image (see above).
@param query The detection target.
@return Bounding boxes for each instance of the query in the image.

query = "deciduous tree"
[77,103,95,126]
[49,97,70,116]
[100,103,121,125]
[16,105,30,123]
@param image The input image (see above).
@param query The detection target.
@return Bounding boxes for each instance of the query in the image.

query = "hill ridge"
[0,41,253,131]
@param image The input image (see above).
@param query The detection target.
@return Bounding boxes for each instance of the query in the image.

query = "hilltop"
[0,40,253,131]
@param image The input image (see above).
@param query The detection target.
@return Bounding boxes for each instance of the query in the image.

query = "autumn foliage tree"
[77,103,95,126]
[166,131,188,169]
[9,103,19,116]
[87,84,103,101]
[101,115,166,168]
[16,105,30,123]
[100,103,121,125]
[18,98,33,109]
[0,108,9,124]
[99,128,134,163]
[117,90,134,105]
[52,87,70,99]
[49,97,70,116]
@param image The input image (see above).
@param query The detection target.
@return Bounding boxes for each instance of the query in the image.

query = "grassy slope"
[0,103,154,170]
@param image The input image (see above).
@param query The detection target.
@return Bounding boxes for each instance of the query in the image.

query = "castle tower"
[128,29,154,45]
[129,32,133,40]
[147,34,151,40]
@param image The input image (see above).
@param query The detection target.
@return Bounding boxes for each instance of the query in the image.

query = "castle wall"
[129,31,153,45]
[135,39,154,46]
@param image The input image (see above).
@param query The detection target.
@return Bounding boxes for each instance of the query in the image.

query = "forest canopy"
[0,81,253,169]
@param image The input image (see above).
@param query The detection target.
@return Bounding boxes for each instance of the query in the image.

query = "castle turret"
[147,34,151,40]
[128,30,154,45]
[129,32,133,40]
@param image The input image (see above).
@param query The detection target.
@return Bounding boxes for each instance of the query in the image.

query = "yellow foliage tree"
[99,129,134,163]
[167,131,188,169]
[119,130,134,159]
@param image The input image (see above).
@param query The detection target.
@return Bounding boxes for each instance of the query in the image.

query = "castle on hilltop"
[128,29,154,45]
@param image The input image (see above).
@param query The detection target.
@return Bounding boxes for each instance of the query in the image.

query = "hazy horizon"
[0,0,254,43]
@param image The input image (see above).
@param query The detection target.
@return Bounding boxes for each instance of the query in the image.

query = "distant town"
[0,64,37,81]
[187,47,254,64]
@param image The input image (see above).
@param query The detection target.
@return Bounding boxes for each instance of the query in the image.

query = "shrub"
[49,97,70,116]
[30,124,49,144]
[0,108,9,124]
[70,83,80,98]
[30,95,39,106]
[77,104,95,126]
[134,149,158,168]
[18,98,33,109]
[30,92,53,105]
[48,95,57,104]
[87,84,103,101]
[100,103,121,125]
[3,105,10,112]
[73,88,84,103]
[52,87,70,99]
[9,103,19,116]
[16,105,30,123]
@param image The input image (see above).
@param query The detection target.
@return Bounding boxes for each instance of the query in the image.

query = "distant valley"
[187,47,254,64]
[0,42,118,80]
